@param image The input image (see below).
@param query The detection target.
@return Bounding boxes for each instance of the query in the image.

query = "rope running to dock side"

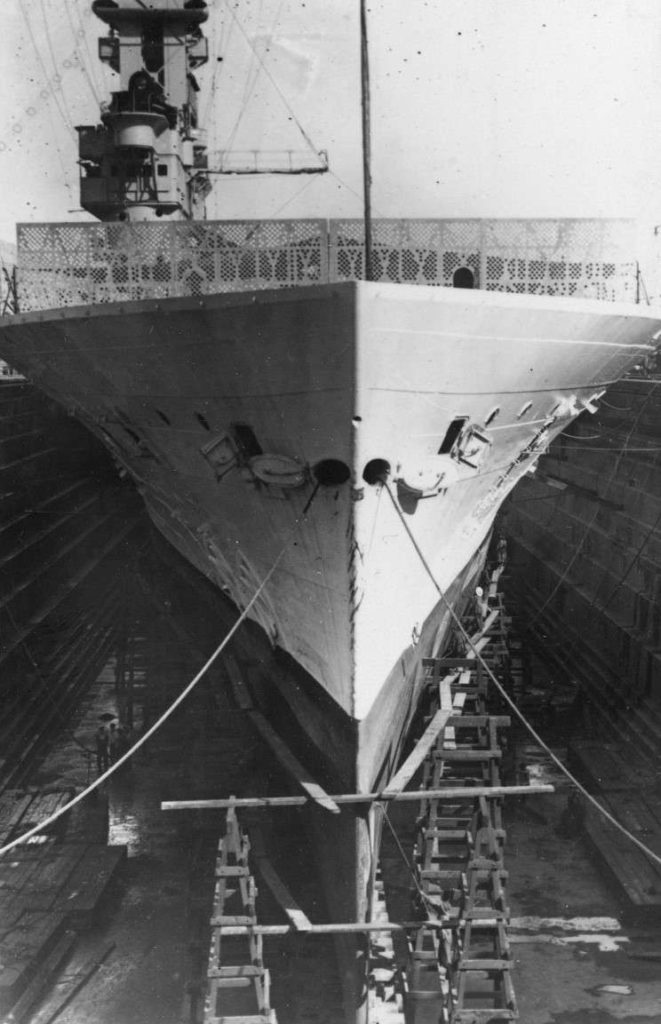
[0,544,291,858]
[382,480,661,872]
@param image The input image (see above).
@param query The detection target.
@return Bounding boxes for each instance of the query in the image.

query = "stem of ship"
[358,9,377,1021]
[360,0,374,281]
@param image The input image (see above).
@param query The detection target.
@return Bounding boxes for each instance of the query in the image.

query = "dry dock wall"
[0,381,142,788]
[500,376,661,717]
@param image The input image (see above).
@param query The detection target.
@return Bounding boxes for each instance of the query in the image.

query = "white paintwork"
[350,282,661,717]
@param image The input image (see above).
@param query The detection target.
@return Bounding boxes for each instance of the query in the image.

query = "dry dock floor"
[2,555,661,1023]
[2,558,341,1024]
[507,792,661,1023]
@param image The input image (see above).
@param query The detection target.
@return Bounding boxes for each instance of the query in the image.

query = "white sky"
[1,0,661,242]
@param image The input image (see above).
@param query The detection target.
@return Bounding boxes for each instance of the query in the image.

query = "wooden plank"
[208,1017,275,1024]
[214,919,457,937]
[246,710,340,815]
[470,609,499,642]
[216,866,250,878]
[208,966,262,979]
[431,659,476,669]
[439,675,454,711]
[449,716,510,728]
[162,784,554,812]
[433,749,501,761]
[210,915,256,927]
[382,707,455,796]
[467,636,492,658]
[459,958,511,971]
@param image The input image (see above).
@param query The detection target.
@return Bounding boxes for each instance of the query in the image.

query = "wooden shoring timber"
[250,828,311,932]
[161,785,553,813]
[382,707,456,797]
[488,565,505,600]
[223,654,340,815]
[468,608,500,645]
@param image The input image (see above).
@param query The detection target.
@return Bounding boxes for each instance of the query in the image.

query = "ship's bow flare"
[348,281,661,789]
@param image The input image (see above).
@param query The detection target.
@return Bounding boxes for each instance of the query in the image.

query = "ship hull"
[1,279,660,1021]
[2,281,658,762]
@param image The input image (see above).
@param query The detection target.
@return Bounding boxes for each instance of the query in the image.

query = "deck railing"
[16,218,638,312]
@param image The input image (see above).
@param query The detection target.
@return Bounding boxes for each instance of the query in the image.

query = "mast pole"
[360,0,374,281]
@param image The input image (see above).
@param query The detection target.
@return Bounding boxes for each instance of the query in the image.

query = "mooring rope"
[382,480,661,871]
[0,544,290,857]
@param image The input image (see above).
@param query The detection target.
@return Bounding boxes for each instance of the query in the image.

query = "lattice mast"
[78,0,212,222]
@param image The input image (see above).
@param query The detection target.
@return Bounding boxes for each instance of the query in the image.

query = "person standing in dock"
[108,721,120,764]
[96,724,110,776]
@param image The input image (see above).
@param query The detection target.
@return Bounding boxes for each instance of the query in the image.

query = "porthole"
[313,459,351,486]
[362,459,391,485]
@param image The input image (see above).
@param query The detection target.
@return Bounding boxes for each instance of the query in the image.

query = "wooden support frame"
[205,804,279,1023]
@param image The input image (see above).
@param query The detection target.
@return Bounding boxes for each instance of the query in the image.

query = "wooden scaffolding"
[204,804,277,1024]
[405,564,518,1022]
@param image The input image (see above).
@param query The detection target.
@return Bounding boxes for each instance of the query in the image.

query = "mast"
[360,0,374,282]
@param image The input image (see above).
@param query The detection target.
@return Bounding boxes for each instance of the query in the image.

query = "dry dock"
[1,379,661,1022]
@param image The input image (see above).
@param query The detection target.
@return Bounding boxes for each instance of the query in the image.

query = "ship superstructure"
[78,0,211,222]
[2,4,661,1021]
